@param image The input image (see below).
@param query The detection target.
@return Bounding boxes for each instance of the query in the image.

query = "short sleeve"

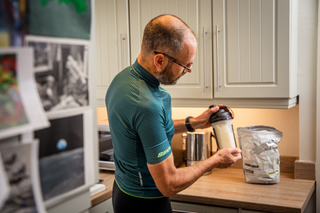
[134,104,172,165]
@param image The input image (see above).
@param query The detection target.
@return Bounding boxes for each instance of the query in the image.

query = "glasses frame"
[154,51,193,73]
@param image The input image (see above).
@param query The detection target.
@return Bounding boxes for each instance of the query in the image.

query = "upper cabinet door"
[129,0,213,99]
[95,0,130,101]
[212,0,298,98]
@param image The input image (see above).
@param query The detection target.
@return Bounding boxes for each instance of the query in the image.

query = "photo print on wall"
[0,53,29,131]
[34,113,85,201]
[25,36,90,113]
[0,141,46,213]
[0,47,50,140]
[0,152,10,211]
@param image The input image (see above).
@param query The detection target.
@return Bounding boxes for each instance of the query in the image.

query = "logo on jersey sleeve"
[157,146,171,158]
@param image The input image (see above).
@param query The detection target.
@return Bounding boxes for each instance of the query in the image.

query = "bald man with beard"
[106,14,242,213]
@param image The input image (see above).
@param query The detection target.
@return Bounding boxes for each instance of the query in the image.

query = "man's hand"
[190,105,220,129]
[210,148,242,169]
[148,147,242,197]
[173,105,220,134]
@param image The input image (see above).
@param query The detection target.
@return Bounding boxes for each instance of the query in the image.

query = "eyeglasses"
[154,51,193,73]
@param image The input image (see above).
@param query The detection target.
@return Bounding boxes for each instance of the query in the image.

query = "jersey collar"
[131,60,160,87]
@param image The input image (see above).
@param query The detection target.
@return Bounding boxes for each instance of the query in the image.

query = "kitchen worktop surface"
[91,168,315,213]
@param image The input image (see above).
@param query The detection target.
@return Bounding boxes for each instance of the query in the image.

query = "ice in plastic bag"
[237,126,283,184]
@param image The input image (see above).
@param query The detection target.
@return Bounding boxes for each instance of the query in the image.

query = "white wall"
[171,106,299,156]
[298,0,318,162]
[97,106,300,157]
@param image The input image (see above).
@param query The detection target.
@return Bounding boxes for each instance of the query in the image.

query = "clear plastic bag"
[237,126,283,184]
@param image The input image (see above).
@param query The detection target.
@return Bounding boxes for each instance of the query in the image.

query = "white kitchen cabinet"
[95,0,130,102]
[95,0,298,109]
[241,210,266,213]
[212,0,298,99]
[129,0,213,99]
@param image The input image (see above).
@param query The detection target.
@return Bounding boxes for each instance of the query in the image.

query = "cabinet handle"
[203,27,207,93]
[216,25,220,92]
[120,33,125,70]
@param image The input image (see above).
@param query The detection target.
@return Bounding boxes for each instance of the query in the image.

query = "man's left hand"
[190,105,220,129]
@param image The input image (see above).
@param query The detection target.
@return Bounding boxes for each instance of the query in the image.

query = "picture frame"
[34,109,95,207]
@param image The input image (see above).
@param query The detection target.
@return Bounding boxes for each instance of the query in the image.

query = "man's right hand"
[211,148,242,169]
[147,147,242,197]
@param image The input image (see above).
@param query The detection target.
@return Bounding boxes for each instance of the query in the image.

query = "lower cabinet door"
[171,201,238,213]
[241,210,266,213]
[89,198,113,213]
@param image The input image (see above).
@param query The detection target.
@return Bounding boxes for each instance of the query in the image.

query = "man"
[105,14,242,213]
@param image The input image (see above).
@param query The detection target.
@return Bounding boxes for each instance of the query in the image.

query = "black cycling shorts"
[112,181,172,213]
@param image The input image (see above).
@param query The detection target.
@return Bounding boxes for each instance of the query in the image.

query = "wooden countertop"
[91,170,115,207]
[91,169,315,213]
[171,169,315,213]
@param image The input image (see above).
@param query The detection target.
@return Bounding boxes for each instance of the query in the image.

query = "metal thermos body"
[182,132,212,175]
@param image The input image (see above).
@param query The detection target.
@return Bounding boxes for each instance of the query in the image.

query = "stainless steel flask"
[182,132,212,175]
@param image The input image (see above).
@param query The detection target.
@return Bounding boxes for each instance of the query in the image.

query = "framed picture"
[25,36,90,113]
[34,109,95,206]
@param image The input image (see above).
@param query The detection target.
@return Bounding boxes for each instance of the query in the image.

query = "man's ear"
[154,54,167,72]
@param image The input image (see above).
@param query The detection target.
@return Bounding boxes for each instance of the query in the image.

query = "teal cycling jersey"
[105,60,174,198]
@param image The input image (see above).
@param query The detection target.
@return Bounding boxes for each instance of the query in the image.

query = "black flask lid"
[209,105,234,123]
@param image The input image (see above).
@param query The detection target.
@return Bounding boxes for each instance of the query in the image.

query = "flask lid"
[210,105,234,123]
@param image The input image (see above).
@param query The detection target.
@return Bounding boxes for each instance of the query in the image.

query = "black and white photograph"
[0,153,10,211]
[34,113,85,201]
[25,36,89,112]
[0,141,46,213]
[27,42,52,72]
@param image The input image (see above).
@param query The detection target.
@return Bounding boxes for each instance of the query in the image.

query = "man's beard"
[154,62,184,85]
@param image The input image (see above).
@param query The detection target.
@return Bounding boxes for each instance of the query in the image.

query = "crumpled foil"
[237,126,283,184]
